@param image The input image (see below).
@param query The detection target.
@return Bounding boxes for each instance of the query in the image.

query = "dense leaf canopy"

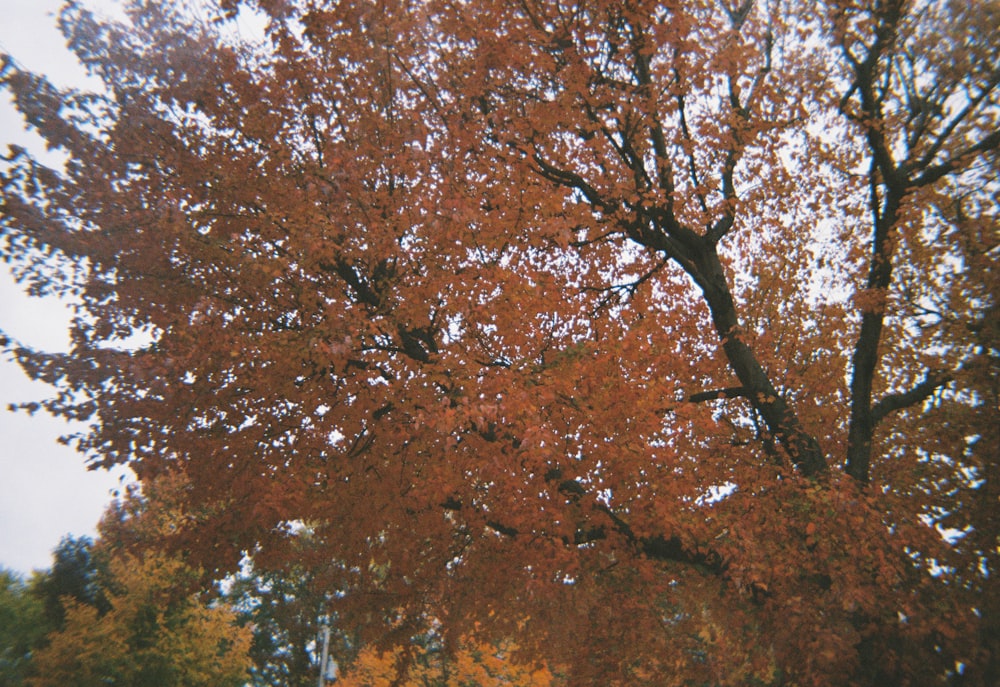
[27,550,252,687]
[1,0,998,684]
[0,570,48,687]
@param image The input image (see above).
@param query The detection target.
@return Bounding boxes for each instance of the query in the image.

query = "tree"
[27,550,252,687]
[224,537,344,687]
[3,537,111,686]
[33,535,109,628]
[337,635,557,687]
[0,570,48,687]
[1,0,997,684]
[227,563,330,687]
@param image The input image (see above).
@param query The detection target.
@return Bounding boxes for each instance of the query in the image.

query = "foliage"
[337,635,556,687]
[27,550,252,687]
[0,570,48,687]
[32,535,109,628]
[225,552,338,687]
[1,0,998,684]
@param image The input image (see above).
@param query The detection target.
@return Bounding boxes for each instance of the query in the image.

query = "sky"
[0,0,130,576]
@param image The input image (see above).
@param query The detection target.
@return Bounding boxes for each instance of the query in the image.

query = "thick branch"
[842,4,997,483]
[531,150,617,214]
[911,129,1000,188]
[842,4,909,484]
[532,154,826,475]
[845,191,904,483]
[871,371,952,425]
[689,386,748,403]
[441,489,727,577]
[689,246,826,475]
[913,69,1000,174]
[591,499,726,574]
[526,13,826,476]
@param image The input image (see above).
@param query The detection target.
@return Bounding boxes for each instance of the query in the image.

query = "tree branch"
[441,488,728,577]
[911,129,1000,188]
[688,386,749,403]
[913,68,1000,174]
[531,149,617,214]
[871,371,952,425]
[591,502,726,576]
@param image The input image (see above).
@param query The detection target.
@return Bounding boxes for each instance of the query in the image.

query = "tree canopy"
[26,549,252,687]
[1,0,998,684]
[33,535,109,628]
[0,570,48,687]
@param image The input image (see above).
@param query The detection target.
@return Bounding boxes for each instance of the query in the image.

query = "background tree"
[224,533,350,687]
[32,535,109,628]
[98,471,327,687]
[337,635,557,687]
[27,550,252,687]
[226,561,330,687]
[0,570,48,687]
[1,0,997,684]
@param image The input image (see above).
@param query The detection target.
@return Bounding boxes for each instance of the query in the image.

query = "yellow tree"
[2,0,997,684]
[337,637,556,687]
[28,552,251,687]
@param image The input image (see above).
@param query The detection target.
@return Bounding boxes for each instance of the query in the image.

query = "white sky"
[0,0,129,575]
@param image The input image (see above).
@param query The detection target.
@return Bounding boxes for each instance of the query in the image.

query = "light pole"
[317,625,332,687]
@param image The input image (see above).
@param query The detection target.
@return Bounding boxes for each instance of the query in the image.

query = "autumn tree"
[1,0,998,684]
[27,549,252,687]
[337,635,557,687]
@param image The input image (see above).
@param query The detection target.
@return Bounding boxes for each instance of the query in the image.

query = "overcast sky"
[0,0,130,575]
